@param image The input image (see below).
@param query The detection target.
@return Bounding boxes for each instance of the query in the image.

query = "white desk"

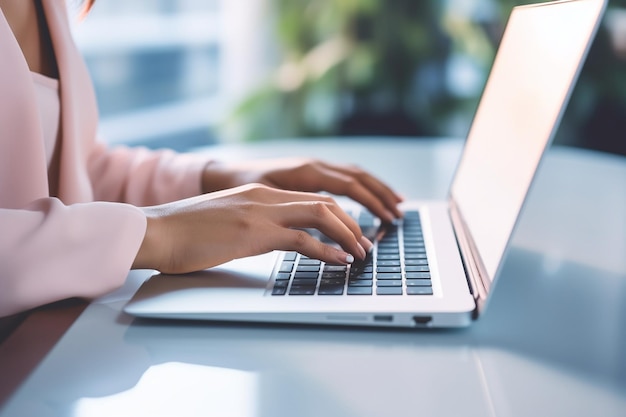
[1,138,625,417]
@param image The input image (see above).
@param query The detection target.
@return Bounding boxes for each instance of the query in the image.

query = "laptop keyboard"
[271,210,433,296]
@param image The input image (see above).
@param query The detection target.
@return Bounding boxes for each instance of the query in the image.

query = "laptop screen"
[449,0,606,282]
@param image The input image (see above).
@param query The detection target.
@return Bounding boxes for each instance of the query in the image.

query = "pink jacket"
[0,0,209,316]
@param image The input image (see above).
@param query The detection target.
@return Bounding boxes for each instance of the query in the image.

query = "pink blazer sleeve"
[0,199,146,316]
[0,0,209,316]
[88,142,208,206]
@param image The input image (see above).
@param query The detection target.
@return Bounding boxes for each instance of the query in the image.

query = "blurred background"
[69,0,626,156]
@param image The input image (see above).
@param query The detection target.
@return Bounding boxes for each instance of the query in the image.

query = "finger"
[258,188,365,239]
[315,202,374,254]
[322,161,404,202]
[320,162,404,218]
[262,161,403,220]
[274,201,367,260]
[314,168,398,223]
[318,198,364,241]
[278,228,358,265]
[242,186,368,256]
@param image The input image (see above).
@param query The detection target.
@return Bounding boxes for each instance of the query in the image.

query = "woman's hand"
[201,158,403,223]
[133,183,372,274]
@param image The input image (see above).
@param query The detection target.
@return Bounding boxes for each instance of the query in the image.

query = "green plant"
[221,0,454,141]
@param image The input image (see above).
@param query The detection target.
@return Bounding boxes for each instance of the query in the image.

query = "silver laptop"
[124,0,606,328]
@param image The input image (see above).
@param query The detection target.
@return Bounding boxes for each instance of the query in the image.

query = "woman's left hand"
[201,158,403,223]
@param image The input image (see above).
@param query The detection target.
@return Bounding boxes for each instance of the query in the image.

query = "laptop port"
[373,315,393,322]
[412,315,433,326]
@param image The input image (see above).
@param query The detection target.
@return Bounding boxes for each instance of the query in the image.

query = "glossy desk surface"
[1,138,625,417]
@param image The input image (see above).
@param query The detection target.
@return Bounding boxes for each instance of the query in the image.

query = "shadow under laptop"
[472,246,626,389]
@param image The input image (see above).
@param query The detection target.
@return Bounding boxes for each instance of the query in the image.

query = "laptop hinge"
[448,199,491,316]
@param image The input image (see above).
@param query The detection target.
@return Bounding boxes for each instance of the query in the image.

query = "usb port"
[412,315,432,326]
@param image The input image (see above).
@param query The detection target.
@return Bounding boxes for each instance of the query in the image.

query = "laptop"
[124,0,607,328]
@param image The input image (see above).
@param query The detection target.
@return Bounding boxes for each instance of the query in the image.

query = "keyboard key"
[289,286,316,295]
[376,273,402,280]
[376,280,402,287]
[272,287,287,295]
[347,279,373,287]
[377,287,403,295]
[405,265,430,272]
[350,270,373,278]
[275,272,291,280]
[347,286,373,295]
[377,260,401,267]
[279,262,294,273]
[377,254,400,260]
[378,242,399,248]
[404,247,426,254]
[407,287,433,295]
[377,266,402,273]
[294,271,319,279]
[297,265,320,272]
[292,278,318,286]
[298,258,321,265]
[271,281,289,295]
[322,271,347,279]
[283,252,297,262]
[358,211,376,226]
[318,286,344,295]
[404,253,427,259]
[405,259,429,265]
[321,278,345,286]
[377,248,400,254]
[406,279,432,287]
[324,265,348,272]
[404,244,425,250]
[405,272,431,279]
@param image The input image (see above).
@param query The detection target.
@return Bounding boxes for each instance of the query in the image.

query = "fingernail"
[360,236,374,253]
[345,254,355,263]
[356,243,367,259]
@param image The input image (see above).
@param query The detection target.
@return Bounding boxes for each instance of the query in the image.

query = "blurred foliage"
[222,0,453,141]
[221,0,626,155]
[554,0,626,155]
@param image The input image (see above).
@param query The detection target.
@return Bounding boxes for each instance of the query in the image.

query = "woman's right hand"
[132,183,372,274]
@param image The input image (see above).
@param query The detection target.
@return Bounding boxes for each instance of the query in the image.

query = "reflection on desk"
[0,138,624,417]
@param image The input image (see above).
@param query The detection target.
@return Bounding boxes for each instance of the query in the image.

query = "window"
[71,0,273,151]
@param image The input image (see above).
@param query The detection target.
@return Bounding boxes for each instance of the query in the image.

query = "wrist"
[201,161,240,194]
[132,208,165,270]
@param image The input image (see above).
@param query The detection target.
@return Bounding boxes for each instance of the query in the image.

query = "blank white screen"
[450,0,605,280]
